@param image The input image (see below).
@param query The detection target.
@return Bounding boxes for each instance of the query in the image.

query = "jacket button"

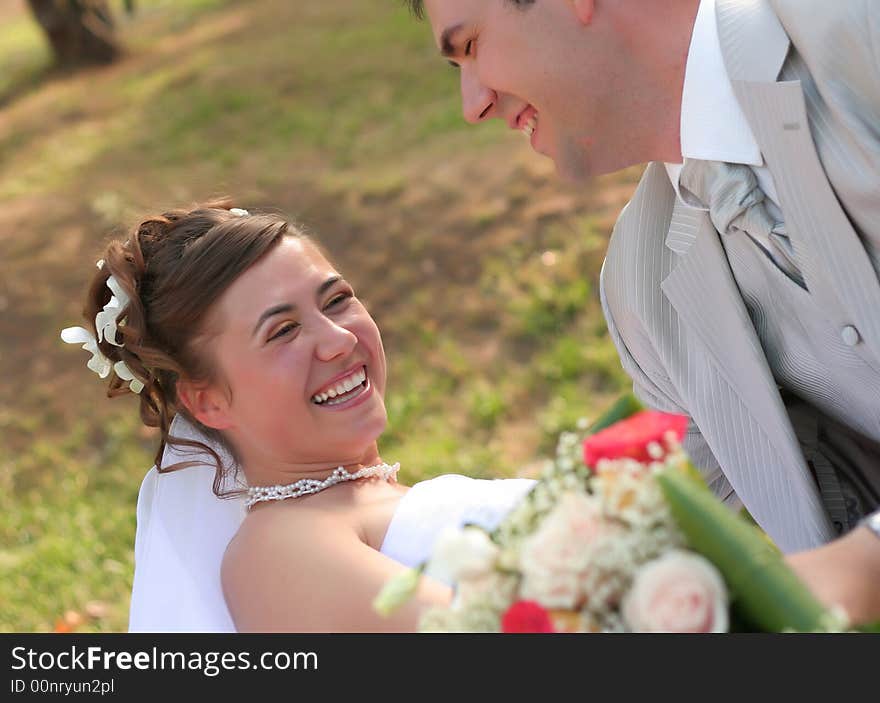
[841,325,861,346]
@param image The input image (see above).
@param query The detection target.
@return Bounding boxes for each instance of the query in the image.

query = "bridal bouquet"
[375,395,852,633]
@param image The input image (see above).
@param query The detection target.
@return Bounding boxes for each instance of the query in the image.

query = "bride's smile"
[310,364,372,408]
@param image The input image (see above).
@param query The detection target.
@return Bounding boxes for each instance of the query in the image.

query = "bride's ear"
[569,0,595,25]
[177,378,234,431]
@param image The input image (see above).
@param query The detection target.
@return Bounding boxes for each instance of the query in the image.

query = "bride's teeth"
[312,367,368,404]
[522,113,538,136]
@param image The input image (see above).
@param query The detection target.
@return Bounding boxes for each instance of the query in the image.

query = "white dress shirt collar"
[665,0,766,198]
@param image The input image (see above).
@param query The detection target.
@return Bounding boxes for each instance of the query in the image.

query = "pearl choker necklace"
[245,462,400,509]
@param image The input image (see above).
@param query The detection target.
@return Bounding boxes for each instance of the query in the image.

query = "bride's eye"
[268,322,299,342]
[325,291,353,310]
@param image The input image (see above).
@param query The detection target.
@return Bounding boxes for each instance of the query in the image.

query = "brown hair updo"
[80,199,301,496]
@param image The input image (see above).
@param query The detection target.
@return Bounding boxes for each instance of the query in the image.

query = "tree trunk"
[26,0,121,68]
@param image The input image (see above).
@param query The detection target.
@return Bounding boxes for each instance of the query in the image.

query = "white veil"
[128,414,246,632]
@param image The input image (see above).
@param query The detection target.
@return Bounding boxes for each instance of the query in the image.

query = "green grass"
[0,409,151,632]
[0,0,635,632]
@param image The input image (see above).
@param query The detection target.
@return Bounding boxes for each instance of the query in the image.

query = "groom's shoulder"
[773,0,870,24]
[603,163,676,310]
[772,0,876,59]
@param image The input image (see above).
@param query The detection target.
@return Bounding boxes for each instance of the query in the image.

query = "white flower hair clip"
[61,260,145,394]
[229,208,249,217]
[94,261,129,348]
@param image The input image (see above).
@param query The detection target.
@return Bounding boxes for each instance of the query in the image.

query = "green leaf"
[373,565,423,617]
[586,393,643,435]
[738,505,761,528]
[657,465,831,632]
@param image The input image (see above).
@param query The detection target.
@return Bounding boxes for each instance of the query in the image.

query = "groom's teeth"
[522,113,537,136]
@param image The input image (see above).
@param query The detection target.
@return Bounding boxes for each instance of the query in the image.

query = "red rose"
[582,410,688,469]
[501,600,556,633]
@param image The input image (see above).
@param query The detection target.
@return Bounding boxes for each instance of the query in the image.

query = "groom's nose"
[460,67,495,124]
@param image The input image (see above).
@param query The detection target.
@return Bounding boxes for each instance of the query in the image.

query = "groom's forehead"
[423,0,489,42]
[423,0,488,23]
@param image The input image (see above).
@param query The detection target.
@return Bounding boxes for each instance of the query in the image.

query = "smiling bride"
[61,202,536,632]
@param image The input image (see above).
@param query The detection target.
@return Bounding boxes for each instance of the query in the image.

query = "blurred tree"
[26,0,136,68]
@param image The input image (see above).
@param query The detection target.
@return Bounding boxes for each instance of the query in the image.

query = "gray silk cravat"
[678,158,805,289]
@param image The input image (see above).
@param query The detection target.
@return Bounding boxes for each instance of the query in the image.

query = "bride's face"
[189,237,388,467]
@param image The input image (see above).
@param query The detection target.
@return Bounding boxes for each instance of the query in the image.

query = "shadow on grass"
[0,43,149,110]
[0,61,54,110]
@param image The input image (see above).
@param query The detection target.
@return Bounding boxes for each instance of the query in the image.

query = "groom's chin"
[551,148,595,185]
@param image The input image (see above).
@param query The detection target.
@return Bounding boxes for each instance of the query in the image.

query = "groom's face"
[422,0,630,181]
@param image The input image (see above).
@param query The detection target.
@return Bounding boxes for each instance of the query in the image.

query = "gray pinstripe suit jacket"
[600,0,880,553]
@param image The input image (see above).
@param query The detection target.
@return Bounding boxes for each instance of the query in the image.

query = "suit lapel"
[662,207,791,444]
[652,0,835,548]
[660,203,833,550]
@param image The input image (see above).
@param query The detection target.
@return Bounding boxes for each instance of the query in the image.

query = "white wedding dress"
[128,416,536,632]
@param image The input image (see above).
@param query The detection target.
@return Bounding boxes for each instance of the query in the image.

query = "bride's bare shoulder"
[219,486,450,632]
[220,504,355,628]
[223,502,351,573]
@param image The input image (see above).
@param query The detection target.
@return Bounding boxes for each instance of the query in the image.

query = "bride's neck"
[238,443,385,488]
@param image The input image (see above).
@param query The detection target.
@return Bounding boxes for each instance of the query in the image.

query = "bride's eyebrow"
[252,303,295,337]
[251,275,344,337]
[318,274,343,295]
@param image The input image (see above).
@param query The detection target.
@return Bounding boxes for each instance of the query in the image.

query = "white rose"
[622,550,729,632]
[426,526,499,585]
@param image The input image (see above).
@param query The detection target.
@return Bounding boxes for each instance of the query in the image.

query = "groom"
[406,0,880,623]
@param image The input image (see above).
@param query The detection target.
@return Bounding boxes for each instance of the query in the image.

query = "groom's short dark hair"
[402,1,535,20]
[402,0,425,18]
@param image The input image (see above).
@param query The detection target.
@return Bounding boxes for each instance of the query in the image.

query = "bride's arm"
[221,510,452,632]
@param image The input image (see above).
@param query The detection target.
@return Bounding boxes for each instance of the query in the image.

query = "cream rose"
[425,526,500,585]
[622,550,729,632]
[518,492,606,609]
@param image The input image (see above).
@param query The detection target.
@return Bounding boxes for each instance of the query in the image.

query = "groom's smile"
[514,105,539,149]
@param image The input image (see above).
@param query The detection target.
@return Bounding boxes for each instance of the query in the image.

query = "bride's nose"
[314,317,357,361]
